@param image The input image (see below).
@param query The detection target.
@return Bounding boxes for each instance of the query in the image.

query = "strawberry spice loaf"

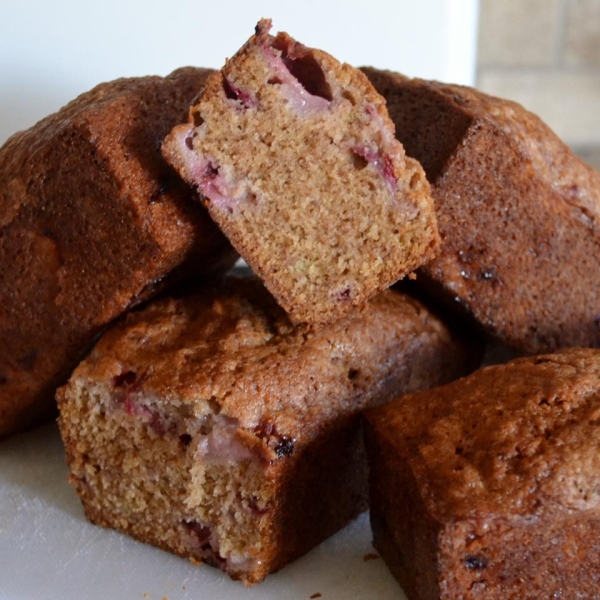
[162,20,439,325]
[363,68,600,354]
[0,68,236,437]
[57,277,476,585]
[365,348,600,599]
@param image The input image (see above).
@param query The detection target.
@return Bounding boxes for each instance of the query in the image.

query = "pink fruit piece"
[260,22,332,116]
[112,368,166,434]
[197,416,257,464]
[351,144,398,192]
[185,520,212,550]
[184,521,225,565]
[222,78,257,109]
[175,127,248,213]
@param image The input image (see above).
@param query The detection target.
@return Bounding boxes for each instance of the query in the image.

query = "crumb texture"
[163,22,438,324]
[58,276,474,585]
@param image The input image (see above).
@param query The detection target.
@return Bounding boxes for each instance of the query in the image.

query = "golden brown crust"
[368,347,600,518]
[58,276,477,585]
[364,68,600,353]
[163,23,438,326]
[0,67,237,438]
[71,277,469,441]
[365,347,600,598]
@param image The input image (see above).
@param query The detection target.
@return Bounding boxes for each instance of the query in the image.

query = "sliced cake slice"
[57,277,475,585]
[162,20,439,324]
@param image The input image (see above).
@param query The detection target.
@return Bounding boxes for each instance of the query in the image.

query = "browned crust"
[65,278,475,438]
[0,67,237,438]
[363,67,600,354]
[58,276,479,585]
[367,347,600,518]
[365,348,600,598]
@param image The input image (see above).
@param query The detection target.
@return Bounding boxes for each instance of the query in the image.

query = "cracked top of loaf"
[70,277,465,446]
[366,347,600,521]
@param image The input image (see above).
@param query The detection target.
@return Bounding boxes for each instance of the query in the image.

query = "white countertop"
[0,422,406,600]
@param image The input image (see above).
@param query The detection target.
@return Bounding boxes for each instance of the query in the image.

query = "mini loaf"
[0,67,237,437]
[162,20,439,325]
[364,68,600,354]
[365,347,600,600]
[57,277,475,585]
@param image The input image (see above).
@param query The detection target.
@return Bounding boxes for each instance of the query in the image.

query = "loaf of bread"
[162,21,439,325]
[365,347,600,599]
[364,68,600,354]
[0,67,236,437]
[57,276,476,585]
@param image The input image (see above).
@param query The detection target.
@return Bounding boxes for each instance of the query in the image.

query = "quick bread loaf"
[364,68,600,354]
[162,21,439,325]
[365,348,600,599]
[0,67,236,437]
[57,277,476,585]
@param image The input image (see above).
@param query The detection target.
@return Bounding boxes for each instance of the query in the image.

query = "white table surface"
[0,422,406,600]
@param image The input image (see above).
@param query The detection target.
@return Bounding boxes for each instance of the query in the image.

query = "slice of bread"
[163,20,439,324]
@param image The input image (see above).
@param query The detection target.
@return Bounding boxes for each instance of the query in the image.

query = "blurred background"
[0,0,598,167]
[477,0,600,169]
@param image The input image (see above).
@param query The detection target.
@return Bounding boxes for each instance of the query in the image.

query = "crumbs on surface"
[363,553,380,561]
[189,556,201,566]
[310,594,322,599]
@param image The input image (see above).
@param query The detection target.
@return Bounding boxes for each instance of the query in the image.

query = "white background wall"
[0,0,479,144]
